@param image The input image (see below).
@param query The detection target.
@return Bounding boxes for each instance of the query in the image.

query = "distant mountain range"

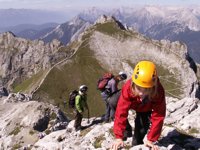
[1,6,200,63]
[79,6,200,32]
[78,6,200,63]
[0,16,91,44]
[0,23,58,40]
[0,23,58,33]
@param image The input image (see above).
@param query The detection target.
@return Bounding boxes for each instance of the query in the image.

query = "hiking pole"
[87,109,90,124]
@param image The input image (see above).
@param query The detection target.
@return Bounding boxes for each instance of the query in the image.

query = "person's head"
[79,85,88,94]
[117,71,127,81]
[131,61,158,98]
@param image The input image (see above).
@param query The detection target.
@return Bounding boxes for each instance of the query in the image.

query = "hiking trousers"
[108,90,121,119]
[104,100,113,121]
[74,110,83,130]
[133,111,152,145]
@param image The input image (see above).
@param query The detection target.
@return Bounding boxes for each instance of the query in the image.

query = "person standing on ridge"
[101,72,127,122]
[74,85,89,131]
[111,61,166,150]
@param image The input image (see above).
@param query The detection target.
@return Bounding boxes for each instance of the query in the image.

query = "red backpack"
[97,73,114,92]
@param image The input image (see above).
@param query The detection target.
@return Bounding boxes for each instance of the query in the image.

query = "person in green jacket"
[74,85,89,131]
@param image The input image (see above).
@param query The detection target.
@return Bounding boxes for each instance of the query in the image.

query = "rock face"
[0,32,70,89]
[0,96,200,150]
[89,30,198,98]
[166,97,200,136]
[3,92,31,103]
[0,86,9,97]
[0,94,69,149]
[0,97,50,149]
[41,16,91,45]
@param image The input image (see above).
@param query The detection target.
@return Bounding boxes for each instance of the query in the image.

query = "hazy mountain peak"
[82,6,107,14]
[95,15,115,24]
[41,16,91,44]
[144,6,165,17]
[175,9,200,31]
[69,16,86,25]
[95,15,126,30]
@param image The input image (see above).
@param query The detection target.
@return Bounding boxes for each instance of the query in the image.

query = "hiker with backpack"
[98,72,127,123]
[72,85,89,131]
[111,61,166,150]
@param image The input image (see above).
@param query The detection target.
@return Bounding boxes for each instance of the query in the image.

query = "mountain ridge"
[78,6,200,63]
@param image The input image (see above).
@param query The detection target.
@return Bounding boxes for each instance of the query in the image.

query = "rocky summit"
[0,16,199,149]
[0,95,200,150]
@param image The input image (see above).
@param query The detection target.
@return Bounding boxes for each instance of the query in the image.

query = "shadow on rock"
[81,118,104,130]
[159,129,200,150]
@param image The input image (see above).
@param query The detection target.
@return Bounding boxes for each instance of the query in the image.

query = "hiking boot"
[103,118,110,123]
[104,120,109,123]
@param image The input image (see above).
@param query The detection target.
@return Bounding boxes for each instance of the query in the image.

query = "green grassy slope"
[31,21,133,118]
[13,70,48,93]
[33,35,110,118]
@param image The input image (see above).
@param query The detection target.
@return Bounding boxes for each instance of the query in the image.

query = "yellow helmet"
[132,61,157,88]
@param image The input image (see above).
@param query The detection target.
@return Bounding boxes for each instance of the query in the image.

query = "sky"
[0,0,200,11]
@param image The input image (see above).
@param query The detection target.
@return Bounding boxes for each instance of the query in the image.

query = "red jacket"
[113,79,166,142]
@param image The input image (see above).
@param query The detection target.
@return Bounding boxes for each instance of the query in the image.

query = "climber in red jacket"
[111,60,166,150]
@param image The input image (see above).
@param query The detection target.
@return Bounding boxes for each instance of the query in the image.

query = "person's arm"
[75,95,83,113]
[110,79,118,93]
[113,81,132,137]
[147,83,166,142]
[144,92,165,150]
